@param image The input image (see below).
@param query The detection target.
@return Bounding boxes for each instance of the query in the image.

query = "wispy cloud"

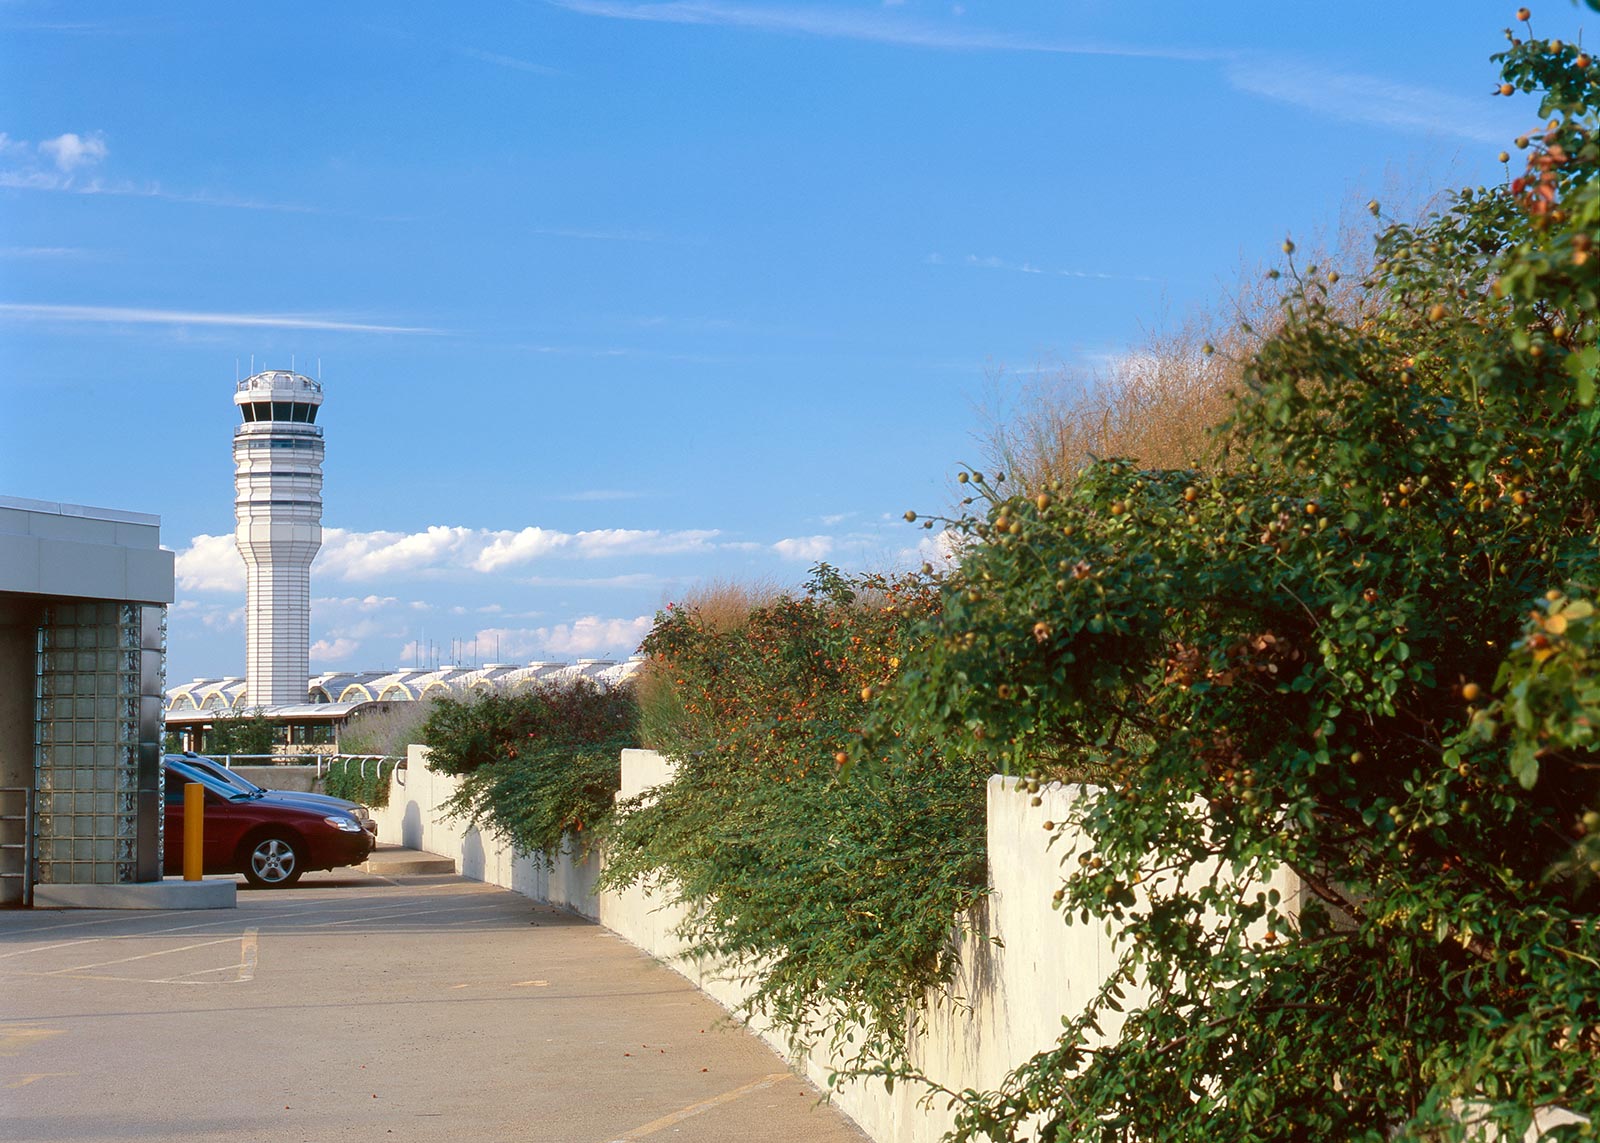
[0,171,320,212]
[0,129,319,212]
[453,45,562,75]
[363,25,562,78]
[550,489,650,502]
[0,303,443,334]
[522,573,664,588]
[546,0,1209,60]
[1224,59,1516,146]
[0,246,87,259]
[532,225,678,242]
[549,6,1518,146]
[926,252,1160,284]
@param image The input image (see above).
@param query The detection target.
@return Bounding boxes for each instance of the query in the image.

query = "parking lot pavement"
[0,870,870,1143]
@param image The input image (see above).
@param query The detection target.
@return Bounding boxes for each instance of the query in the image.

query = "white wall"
[370,744,601,920]
[375,746,1132,1142]
[377,748,1583,1143]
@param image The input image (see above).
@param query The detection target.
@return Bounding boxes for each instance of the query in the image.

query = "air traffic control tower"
[233,370,324,707]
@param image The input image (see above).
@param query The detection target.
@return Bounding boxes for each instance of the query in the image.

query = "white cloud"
[897,527,967,570]
[531,615,653,656]
[170,598,245,632]
[421,616,652,662]
[469,526,570,572]
[573,528,720,558]
[314,524,722,580]
[316,526,476,579]
[175,534,244,592]
[0,302,440,334]
[179,524,733,591]
[38,131,107,172]
[773,535,833,561]
[312,594,402,611]
[309,636,360,662]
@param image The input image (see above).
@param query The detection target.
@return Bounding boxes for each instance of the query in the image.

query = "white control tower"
[233,370,324,707]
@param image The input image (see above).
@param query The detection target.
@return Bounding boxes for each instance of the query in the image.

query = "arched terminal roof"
[168,656,645,716]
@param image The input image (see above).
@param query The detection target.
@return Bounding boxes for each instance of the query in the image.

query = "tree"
[866,21,1600,1141]
[206,709,277,757]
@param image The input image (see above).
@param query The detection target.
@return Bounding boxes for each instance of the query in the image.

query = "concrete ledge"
[33,879,237,910]
[363,845,456,876]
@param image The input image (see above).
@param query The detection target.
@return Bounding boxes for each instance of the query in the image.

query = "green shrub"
[600,566,990,1064]
[421,680,638,863]
[323,756,401,809]
[860,29,1600,1142]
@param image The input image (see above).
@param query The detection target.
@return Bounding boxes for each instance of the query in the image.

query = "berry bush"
[856,22,1600,1141]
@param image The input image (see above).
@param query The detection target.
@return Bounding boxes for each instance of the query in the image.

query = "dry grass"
[338,697,443,757]
[672,578,780,634]
[984,188,1429,494]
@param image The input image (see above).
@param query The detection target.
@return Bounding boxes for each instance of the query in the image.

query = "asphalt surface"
[0,868,870,1143]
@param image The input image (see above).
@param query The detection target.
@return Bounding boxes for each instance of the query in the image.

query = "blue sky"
[2,1,1589,684]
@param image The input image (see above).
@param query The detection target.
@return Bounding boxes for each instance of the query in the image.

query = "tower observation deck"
[233,370,324,707]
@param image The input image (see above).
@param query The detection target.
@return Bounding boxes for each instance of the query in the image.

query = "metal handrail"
[199,753,404,781]
[0,786,34,908]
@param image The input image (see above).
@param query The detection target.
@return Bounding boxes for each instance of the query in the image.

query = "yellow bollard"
[183,782,205,881]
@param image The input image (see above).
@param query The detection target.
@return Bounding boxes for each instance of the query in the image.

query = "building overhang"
[163,701,376,726]
[0,495,175,605]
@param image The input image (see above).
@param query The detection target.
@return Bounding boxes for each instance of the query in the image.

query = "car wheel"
[242,833,304,888]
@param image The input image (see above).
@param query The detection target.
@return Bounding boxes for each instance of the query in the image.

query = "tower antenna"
[250,353,255,376]
[291,353,295,374]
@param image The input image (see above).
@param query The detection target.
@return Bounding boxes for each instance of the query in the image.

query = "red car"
[164,763,376,888]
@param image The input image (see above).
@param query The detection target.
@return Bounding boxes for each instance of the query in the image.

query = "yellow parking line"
[607,1072,793,1141]
[6,1072,76,1088]
[0,1025,66,1057]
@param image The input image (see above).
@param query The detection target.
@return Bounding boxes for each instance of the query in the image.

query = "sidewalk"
[0,870,870,1142]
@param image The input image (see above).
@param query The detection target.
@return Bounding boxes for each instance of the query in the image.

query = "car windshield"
[164,760,258,801]
[180,755,266,795]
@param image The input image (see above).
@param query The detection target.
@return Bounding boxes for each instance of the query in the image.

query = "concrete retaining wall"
[373,746,1132,1142]
[374,747,1581,1143]
[370,745,601,919]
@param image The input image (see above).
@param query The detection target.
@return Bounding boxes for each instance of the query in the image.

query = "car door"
[164,775,249,873]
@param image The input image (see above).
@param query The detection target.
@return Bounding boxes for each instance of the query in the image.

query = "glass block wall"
[34,602,166,885]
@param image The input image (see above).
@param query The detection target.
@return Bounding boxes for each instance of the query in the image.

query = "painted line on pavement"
[0,910,185,937]
[156,927,258,984]
[5,1072,76,1089]
[44,936,240,975]
[607,1072,794,1141]
[0,1024,66,1057]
